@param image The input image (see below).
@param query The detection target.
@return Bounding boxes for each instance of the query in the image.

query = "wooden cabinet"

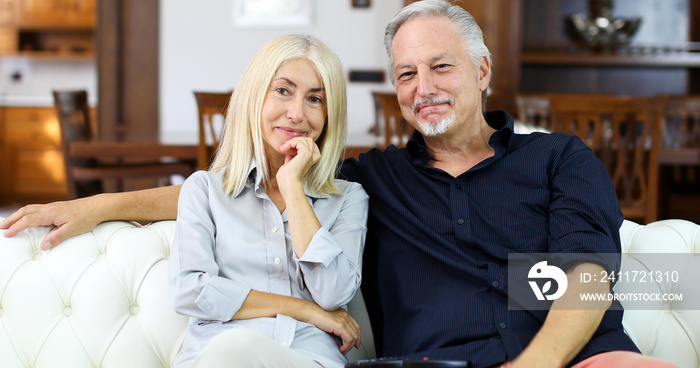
[0,0,16,24]
[0,106,68,205]
[0,0,95,57]
[0,27,16,53]
[17,0,95,28]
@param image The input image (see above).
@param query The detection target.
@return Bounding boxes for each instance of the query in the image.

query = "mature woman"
[168,34,368,368]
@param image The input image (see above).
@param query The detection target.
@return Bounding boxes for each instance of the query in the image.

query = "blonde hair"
[209,34,347,197]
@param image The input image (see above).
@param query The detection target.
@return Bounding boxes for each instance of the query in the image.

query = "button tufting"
[130,305,140,315]
[98,254,106,260]
[63,306,72,316]
[33,252,42,260]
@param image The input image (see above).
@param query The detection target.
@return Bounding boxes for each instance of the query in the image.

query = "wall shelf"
[522,52,700,68]
[522,42,700,68]
[0,51,94,60]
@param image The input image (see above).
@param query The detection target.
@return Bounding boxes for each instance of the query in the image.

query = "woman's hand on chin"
[276,136,321,191]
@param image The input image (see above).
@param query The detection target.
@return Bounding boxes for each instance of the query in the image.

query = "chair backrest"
[53,90,101,199]
[372,92,409,148]
[194,91,232,170]
[548,94,665,224]
[662,95,700,149]
[515,93,551,130]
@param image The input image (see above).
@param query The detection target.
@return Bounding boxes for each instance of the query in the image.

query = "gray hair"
[384,0,492,108]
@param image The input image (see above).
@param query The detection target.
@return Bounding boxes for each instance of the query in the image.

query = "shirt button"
[271,227,279,233]
[274,257,281,265]
[455,184,461,189]
[457,219,465,225]
[492,280,500,288]
[499,322,507,329]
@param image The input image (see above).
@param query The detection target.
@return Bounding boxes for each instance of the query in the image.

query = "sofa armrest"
[619,219,700,368]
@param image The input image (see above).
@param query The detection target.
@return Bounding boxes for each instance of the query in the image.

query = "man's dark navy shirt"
[340,110,640,368]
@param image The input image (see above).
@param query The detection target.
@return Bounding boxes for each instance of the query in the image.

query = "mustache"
[412,97,455,115]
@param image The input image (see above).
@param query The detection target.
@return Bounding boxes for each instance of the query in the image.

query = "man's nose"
[416,70,437,97]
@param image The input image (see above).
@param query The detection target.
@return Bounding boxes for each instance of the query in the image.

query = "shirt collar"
[243,159,328,199]
[406,110,516,163]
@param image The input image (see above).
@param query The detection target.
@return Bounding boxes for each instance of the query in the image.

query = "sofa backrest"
[1,219,698,367]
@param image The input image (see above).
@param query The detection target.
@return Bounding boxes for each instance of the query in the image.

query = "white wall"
[0,57,97,106]
[159,0,403,145]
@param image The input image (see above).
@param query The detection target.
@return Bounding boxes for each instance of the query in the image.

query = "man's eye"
[398,71,414,79]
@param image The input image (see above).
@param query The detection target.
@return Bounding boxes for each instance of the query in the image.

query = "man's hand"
[1,199,100,250]
[1,186,182,251]
[508,263,611,368]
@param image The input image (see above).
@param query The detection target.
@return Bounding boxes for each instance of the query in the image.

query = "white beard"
[412,96,456,137]
[418,113,455,137]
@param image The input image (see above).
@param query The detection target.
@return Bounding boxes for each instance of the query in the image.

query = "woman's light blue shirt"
[169,165,369,368]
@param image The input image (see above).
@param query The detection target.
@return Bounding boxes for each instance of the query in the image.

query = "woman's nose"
[287,97,304,123]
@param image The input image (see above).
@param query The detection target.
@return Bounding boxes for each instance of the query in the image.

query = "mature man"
[0,1,677,367]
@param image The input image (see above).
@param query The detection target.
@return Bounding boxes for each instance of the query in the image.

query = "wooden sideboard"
[0,106,89,205]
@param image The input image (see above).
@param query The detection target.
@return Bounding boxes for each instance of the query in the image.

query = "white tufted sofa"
[0,219,698,368]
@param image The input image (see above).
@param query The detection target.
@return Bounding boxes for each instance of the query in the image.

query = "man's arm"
[509,262,612,368]
[0,185,181,250]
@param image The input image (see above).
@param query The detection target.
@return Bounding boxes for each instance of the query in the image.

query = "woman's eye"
[308,96,324,104]
[276,87,290,95]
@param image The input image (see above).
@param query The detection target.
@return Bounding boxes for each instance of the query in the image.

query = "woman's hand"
[232,291,361,355]
[306,307,362,355]
[276,136,321,191]
[0,199,101,250]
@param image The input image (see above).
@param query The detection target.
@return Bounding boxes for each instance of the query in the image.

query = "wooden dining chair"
[372,92,410,148]
[515,93,552,130]
[659,95,700,221]
[663,95,700,149]
[53,90,194,199]
[548,94,666,224]
[194,91,232,170]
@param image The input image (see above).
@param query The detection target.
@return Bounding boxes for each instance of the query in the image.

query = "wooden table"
[659,148,700,166]
[69,142,199,193]
[70,142,198,161]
